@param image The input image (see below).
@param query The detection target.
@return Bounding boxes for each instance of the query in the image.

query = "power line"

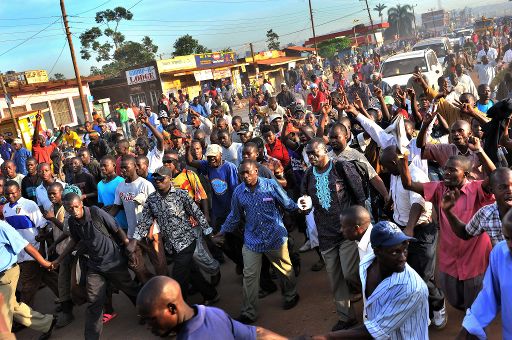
[128,0,144,10]
[73,0,113,15]
[0,17,62,57]
[0,34,65,43]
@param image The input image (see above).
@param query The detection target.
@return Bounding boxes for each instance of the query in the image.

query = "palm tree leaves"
[373,3,387,23]
[385,5,415,39]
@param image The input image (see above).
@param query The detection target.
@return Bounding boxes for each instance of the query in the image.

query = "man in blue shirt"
[0,134,12,161]
[137,276,285,340]
[12,138,31,176]
[457,209,512,339]
[0,220,57,340]
[188,96,208,124]
[214,160,300,324]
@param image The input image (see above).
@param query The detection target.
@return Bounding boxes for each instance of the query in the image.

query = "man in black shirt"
[52,193,140,340]
[276,83,295,108]
[21,157,41,202]
[79,149,102,184]
[69,157,98,207]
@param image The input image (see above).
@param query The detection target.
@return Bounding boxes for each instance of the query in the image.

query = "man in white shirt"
[135,114,165,174]
[3,180,59,306]
[109,156,155,238]
[311,221,429,340]
[380,146,447,329]
[174,109,213,143]
[476,39,498,63]
[340,205,374,261]
[256,97,286,119]
[455,64,479,99]
[475,55,497,87]
[262,79,274,96]
[217,130,242,167]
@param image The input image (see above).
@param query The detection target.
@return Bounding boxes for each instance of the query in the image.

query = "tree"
[373,3,387,23]
[79,7,158,77]
[317,37,352,59]
[52,73,65,80]
[172,35,211,57]
[385,5,415,39]
[266,29,280,50]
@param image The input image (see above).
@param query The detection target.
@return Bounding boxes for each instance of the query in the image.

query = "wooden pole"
[250,43,259,80]
[308,0,318,53]
[0,74,25,145]
[60,0,90,121]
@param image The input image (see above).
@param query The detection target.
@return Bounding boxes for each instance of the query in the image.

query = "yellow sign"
[18,110,48,150]
[157,55,197,73]
[245,50,286,63]
[24,70,49,84]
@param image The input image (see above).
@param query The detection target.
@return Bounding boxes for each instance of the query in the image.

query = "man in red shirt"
[398,152,495,311]
[31,113,64,164]
[307,83,327,114]
[261,125,290,168]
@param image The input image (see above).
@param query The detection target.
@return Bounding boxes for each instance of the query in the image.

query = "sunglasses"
[153,176,167,182]
[163,159,174,164]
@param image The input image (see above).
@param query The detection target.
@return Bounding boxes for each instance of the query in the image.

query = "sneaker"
[299,240,311,253]
[203,294,220,306]
[38,316,57,340]
[432,305,448,329]
[258,286,277,299]
[55,311,74,328]
[331,319,358,331]
[311,259,325,271]
[283,294,300,310]
[235,315,256,324]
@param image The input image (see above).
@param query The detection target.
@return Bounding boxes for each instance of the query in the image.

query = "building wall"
[0,84,93,129]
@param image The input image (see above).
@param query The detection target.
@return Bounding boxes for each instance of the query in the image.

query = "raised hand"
[441,188,461,212]
[467,136,482,152]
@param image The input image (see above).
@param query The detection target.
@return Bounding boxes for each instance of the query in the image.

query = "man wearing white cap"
[12,138,31,176]
[368,72,392,97]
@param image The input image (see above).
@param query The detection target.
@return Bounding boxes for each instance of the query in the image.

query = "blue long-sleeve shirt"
[188,104,208,124]
[221,177,298,252]
[13,147,31,175]
[462,240,512,339]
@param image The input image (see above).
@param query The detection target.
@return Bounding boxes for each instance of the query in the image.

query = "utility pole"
[0,74,24,144]
[362,0,378,46]
[308,0,318,53]
[249,43,259,80]
[60,0,90,120]
[412,4,418,39]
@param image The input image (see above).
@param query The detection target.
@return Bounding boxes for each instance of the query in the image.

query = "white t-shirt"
[3,197,47,263]
[356,224,374,261]
[222,143,242,167]
[114,177,155,238]
[147,146,164,174]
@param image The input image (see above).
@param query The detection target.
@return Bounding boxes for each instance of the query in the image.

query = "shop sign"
[157,55,197,73]
[195,52,235,68]
[126,66,157,85]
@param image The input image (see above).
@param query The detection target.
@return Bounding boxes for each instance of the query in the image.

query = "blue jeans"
[121,121,130,139]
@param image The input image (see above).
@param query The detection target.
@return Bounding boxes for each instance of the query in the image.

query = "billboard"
[24,70,49,84]
[195,52,236,69]
[157,55,197,73]
[126,66,158,85]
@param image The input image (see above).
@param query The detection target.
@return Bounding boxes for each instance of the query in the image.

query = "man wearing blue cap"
[312,221,429,339]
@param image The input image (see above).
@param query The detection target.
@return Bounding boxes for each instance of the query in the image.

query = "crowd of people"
[1,31,512,340]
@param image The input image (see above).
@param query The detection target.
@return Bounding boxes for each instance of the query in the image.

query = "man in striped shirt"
[314,221,429,339]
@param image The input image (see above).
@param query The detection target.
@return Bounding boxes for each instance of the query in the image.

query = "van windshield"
[381,57,427,78]
[413,43,446,57]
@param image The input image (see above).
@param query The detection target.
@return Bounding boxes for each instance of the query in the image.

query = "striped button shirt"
[360,253,429,340]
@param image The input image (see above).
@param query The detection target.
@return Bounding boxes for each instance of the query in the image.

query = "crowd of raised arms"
[2,31,512,340]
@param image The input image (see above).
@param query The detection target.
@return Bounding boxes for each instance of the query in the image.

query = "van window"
[413,43,447,57]
[427,52,438,68]
[381,57,427,78]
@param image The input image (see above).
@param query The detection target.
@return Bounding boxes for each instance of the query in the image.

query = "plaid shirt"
[465,203,504,246]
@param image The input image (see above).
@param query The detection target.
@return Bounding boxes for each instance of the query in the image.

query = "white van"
[412,37,451,64]
[380,49,442,89]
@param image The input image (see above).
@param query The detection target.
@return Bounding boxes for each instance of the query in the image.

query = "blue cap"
[370,221,416,248]
[309,83,318,89]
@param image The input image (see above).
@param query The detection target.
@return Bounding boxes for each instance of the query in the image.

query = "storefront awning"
[255,56,307,66]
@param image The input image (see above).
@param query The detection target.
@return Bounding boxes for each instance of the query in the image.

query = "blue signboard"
[195,52,236,69]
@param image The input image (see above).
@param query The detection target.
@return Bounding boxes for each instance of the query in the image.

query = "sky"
[0,0,508,78]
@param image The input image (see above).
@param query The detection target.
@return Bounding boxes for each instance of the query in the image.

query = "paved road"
[17,229,502,339]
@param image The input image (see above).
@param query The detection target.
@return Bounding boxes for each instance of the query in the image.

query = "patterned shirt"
[134,187,212,254]
[347,82,372,108]
[361,254,429,340]
[221,177,298,253]
[465,203,504,246]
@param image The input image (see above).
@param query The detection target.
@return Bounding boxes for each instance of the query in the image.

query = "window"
[427,52,439,69]
[413,43,447,58]
[30,101,55,129]
[129,93,147,107]
[381,57,427,78]
[2,105,27,118]
[73,96,87,125]
[149,90,159,107]
[50,99,72,126]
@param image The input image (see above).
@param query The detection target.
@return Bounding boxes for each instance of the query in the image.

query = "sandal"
[102,312,118,324]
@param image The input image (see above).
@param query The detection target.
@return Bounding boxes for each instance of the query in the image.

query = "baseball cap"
[205,144,222,157]
[158,110,169,120]
[237,122,253,134]
[12,138,22,145]
[383,96,395,106]
[370,221,416,248]
[269,114,282,123]
[293,104,305,113]
[153,166,173,178]
[281,82,287,87]
[170,129,183,139]
[309,83,318,89]
[371,72,381,81]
